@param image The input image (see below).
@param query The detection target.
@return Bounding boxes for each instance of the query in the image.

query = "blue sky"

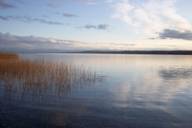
[0,0,192,51]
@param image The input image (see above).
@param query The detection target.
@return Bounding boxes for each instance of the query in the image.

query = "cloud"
[83,24,109,30]
[76,0,96,4]
[113,0,192,36]
[63,12,78,18]
[0,32,122,52]
[0,0,15,9]
[0,32,79,52]
[48,0,97,7]
[1,32,192,52]
[0,32,138,52]
[159,29,192,40]
[0,15,64,25]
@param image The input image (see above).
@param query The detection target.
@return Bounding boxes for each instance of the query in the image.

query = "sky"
[0,0,192,51]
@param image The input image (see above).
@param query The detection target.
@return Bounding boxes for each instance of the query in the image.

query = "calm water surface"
[1,53,192,128]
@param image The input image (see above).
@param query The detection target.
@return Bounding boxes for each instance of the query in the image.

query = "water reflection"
[159,67,192,80]
[112,66,192,110]
[1,54,192,128]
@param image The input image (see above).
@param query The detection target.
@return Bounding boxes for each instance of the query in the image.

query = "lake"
[1,53,192,128]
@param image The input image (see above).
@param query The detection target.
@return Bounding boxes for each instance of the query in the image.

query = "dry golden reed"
[0,52,19,60]
[0,53,97,96]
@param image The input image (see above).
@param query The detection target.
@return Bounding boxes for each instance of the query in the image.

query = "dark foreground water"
[1,53,192,128]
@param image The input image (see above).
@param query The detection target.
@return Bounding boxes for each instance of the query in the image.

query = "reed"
[0,53,19,60]
[0,53,98,96]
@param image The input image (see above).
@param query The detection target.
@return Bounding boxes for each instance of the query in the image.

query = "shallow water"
[1,53,192,128]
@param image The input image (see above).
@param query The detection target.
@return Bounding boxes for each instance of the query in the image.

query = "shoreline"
[2,51,192,55]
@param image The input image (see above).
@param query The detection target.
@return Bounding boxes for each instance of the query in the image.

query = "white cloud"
[113,0,192,37]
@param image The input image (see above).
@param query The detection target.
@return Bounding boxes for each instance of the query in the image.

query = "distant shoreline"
[49,50,192,55]
[2,50,192,55]
[77,50,192,55]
